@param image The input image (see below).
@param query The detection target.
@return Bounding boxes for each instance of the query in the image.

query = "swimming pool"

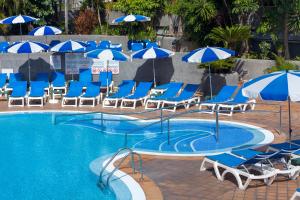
[0,112,273,199]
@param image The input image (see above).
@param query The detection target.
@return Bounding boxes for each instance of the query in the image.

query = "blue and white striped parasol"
[50,40,86,53]
[0,15,38,24]
[85,49,129,95]
[182,47,235,98]
[85,48,129,61]
[242,70,300,140]
[0,14,38,34]
[112,14,150,23]
[131,47,174,86]
[7,41,49,80]
[182,47,235,63]
[28,25,62,36]
[7,41,49,54]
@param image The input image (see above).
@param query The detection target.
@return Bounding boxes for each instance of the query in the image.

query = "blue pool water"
[0,112,273,199]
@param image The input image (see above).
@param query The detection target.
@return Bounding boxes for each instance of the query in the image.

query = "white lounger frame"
[217,99,256,116]
[199,102,223,114]
[79,95,101,107]
[8,96,26,107]
[61,97,78,107]
[120,96,149,109]
[145,99,164,110]
[102,97,123,108]
[162,96,201,112]
[27,95,47,107]
[200,157,278,190]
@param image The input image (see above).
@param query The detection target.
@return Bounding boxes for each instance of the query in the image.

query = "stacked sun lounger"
[51,71,67,97]
[217,87,256,116]
[145,82,183,110]
[102,80,135,108]
[201,148,300,190]
[199,85,237,113]
[162,84,201,112]
[8,81,27,107]
[79,83,101,107]
[27,81,48,106]
[120,82,153,109]
[61,81,84,107]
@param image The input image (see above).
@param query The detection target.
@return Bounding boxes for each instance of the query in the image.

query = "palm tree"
[206,25,251,52]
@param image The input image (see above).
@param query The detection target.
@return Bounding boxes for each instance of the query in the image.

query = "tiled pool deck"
[1,98,299,200]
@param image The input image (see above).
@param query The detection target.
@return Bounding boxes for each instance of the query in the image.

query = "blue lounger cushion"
[269,142,300,151]
[124,82,152,99]
[232,149,263,159]
[9,73,23,83]
[207,153,246,168]
[51,72,66,87]
[0,73,7,88]
[108,80,135,99]
[150,82,183,100]
[204,85,238,103]
[99,71,112,87]
[29,81,47,97]
[81,84,100,98]
[10,81,27,97]
[79,68,92,87]
[65,81,83,98]
[165,84,200,102]
[224,88,249,104]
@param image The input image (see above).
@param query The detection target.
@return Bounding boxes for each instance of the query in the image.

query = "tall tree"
[270,0,300,59]
[171,0,217,43]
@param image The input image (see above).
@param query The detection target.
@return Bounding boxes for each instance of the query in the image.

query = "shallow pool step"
[134,132,213,153]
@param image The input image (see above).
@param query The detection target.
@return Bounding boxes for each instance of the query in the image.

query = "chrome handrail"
[98,147,143,188]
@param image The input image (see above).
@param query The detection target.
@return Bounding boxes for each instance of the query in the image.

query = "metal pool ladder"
[98,147,144,189]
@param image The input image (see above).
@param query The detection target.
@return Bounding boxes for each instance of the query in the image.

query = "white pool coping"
[90,153,146,200]
[0,110,276,199]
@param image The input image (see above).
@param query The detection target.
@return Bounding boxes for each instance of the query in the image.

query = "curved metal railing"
[98,147,143,189]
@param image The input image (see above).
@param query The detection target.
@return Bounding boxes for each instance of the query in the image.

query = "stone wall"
[0,35,175,51]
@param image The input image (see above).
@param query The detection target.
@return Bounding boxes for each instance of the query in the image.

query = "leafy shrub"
[264,54,299,73]
[198,58,236,73]
[259,41,271,59]
[74,9,98,34]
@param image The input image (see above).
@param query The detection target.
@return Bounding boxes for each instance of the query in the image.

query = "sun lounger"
[27,81,48,107]
[51,72,66,97]
[78,84,101,107]
[145,82,183,110]
[35,72,50,94]
[8,81,27,107]
[5,72,24,92]
[199,85,238,114]
[162,84,201,112]
[99,71,113,89]
[267,140,300,152]
[120,82,153,109]
[0,73,7,94]
[200,153,278,190]
[79,68,92,88]
[102,80,135,108]
[217,87,256,116]
[61,81,83,107]
[291,188,300,200]
[92,71,114,94]
[233,149,300,180]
